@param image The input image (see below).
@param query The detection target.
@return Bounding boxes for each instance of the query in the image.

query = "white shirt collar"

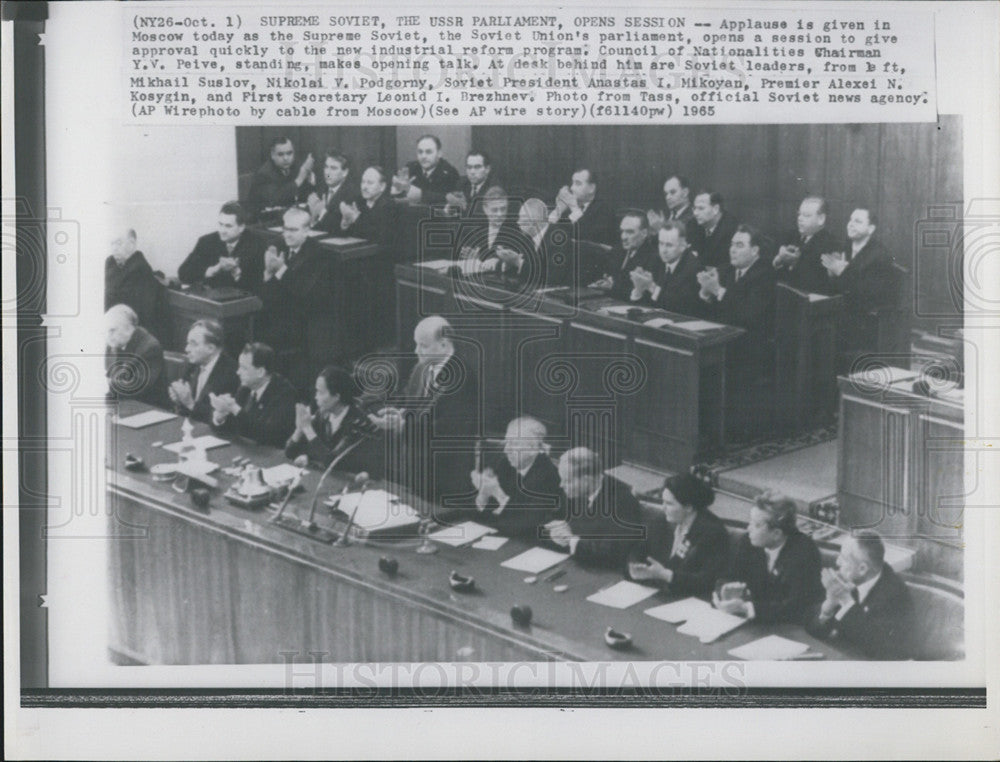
[517,452,539,478]
[251,377,271,402]
[533,223,550,251]
[856,569,883,603]
[764,540,786,571]
[326,405,350,433]
[586,482,603,507]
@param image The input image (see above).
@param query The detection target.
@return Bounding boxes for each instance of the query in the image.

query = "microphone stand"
[335,479,372,547]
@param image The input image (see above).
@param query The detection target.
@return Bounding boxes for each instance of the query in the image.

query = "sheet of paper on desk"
[471,534,509,551]
[113,409,177,428]
[585,580,659,609]
[319,236,367,246]
[261,463,303,485]
[644,597,713,623]
[428,520,496,547]
[501,547,570,574]
[335,490,420,531]
[673,319,724,331]
[676,607,747,643]
[643,317,674,328]
[728,634,810,661]
[162,435,230,453]
[414,259,453,271]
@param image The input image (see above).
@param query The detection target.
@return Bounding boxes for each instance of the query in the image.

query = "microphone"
[335,471,371,547]
[270,466,306,522]
[304,438,368,529]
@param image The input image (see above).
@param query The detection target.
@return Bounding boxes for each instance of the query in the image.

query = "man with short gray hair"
[105,304,167,406]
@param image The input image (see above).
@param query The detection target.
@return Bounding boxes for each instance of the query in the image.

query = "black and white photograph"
[4,0,999,759]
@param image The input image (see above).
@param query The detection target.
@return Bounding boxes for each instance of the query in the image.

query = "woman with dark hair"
[628,473,731,599]
[285,365,377,471]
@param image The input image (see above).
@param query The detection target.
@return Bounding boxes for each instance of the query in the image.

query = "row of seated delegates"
[245,135,315,223]
[105,304,168,408]
[105,227,171,344]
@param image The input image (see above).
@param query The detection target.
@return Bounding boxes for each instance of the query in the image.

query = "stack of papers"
[333,489,421,533]
[500,547,570,574]
[675,607,747,643]
[261,463,303,486]
[644,597,713,623]
[428,520,497,547]
[729,635,810,661]
[585,580,659,609]
[471,535,509,551]
[113,409,177,428]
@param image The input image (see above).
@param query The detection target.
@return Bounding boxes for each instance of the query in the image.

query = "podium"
[164,287,262,354]
[773,283,842,433]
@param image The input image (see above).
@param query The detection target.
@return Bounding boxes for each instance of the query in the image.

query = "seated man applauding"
[469,416,562,540]
[715,490,824,625]
[806,530,914,659]
[168,319,239,423]
[545,447,646,569]
[628,473,730,599]
[285,365,375,473]
[209,342,296,448]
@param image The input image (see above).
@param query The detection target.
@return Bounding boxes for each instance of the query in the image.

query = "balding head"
[413,315,453,364]
[557,446,603,500]
[110,228,138,263]
[105,304,138,348]
[517,198,549,237]
[503,416,550,472]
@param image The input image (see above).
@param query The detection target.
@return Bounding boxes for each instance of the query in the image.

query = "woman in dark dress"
[628,473,731,599]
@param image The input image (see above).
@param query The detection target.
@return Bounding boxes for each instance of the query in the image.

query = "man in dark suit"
[690,190,739,270]
[820,207,899,359]
[716,491,824,625]
[456,186,520,263]
[209,342,296,448]
[307,150,357,235]
[495,198,575,289]
[258,207,337,391]
[648,174,696,240]
[591,210,657,301]
[772,196,840,295]
[545,447,647,570]
[105,304,168,407]
[105,227,169,343]
[697,224,777,440]
[446,150,503,216]
[246,136,314,221]
[367,316,480,509]
[807,530,914,659]
[392,134,460,205]
[469,416,563,540]
[177,201,265,293]
[628,221,702,315]
[548,168,617,246]
[340,165,399,252]
[168,319,239,423]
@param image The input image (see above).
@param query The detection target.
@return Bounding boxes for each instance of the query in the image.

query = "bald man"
[105,304,167,407]
[469,416,562,539]
[368,315,479,507]
[494,198,574,289]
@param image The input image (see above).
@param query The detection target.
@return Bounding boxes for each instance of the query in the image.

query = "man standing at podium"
[105,227,169,343]
[367,315,478,508]
[177,201,264,293]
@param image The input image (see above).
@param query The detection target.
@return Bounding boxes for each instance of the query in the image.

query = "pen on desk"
[783,652,825,661]
[544,568,567,583]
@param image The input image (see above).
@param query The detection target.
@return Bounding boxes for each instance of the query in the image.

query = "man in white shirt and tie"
[548,167,616,246]
[168,319,239,422]
[210,342,297,447]
[628,221,702,314]
[177,201,265,294]
[308,151,355,235]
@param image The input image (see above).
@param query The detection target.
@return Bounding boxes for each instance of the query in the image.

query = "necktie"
[851,588,861,604]
[421,363,436,397]
[288,248,298,266]
[621,250,634,270]
[735,268,742,282]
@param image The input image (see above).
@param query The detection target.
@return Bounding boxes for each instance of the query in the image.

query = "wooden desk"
[837,371,964,579]
[164,288,262,353]
[395,264,745,473]
[107,401,851,665]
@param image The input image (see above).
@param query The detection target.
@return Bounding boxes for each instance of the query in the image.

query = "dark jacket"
[555,195,617,247]
[258,237,332,351]
[806,564,915,660]
[479,452,562,540]
[284,402,380,475]
[457,219,522,262]
[312,181,358,235]
[176,351,240,423]
[501,222,575,289]
[342,193,399,253]
[177,230,266,293]
[774,227,840,295]
[212,373,297,448]
[246,159,313,219]
[558,475,647,570]
[605,236,659,302]
[827,236,899,353]
[729,531,825,625]
[647,247,703,316]
[637,508,731,599]
[105,325,168,407]
[690,212,739,270]
[105,251,170,342]
[403,159,460,206]
[456,173,504,216]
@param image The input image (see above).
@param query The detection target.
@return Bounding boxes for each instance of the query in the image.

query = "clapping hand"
[628,556,672,584]
[392,168,412,196]
[264,245,285,276]
[368,406,403,432]
[209,392,239,417]
[494,245,521,269]
[697,266,721,297]
[773,244,801,269]
[296,153,315,185]
[340,200,361,228]
[554,185,575,214]
[647,208,666,232]
[470,467,501,511]
[293,402,314,433]
[820,251,849,277]
[544,519,576,549]
[630,267,655,294]
[821,567,855,608]
[168,379,195,410]
[445,191,468,212]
